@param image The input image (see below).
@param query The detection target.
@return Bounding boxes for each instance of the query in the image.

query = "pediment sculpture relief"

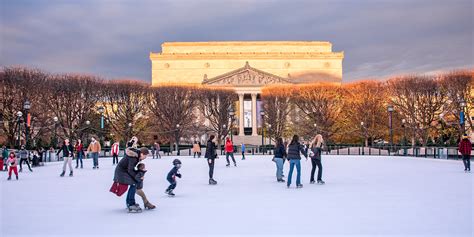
[216,70,284,85]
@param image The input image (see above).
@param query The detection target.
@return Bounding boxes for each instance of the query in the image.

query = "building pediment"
[202,62,293,86]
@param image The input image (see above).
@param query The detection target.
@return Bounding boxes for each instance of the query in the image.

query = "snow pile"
[1,155,472,237]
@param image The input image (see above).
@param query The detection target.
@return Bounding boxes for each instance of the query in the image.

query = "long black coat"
[205,140,217,159]
[113,149,140,185]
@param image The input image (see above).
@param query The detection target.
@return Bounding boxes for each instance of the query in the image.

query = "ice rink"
[1,155,472,237]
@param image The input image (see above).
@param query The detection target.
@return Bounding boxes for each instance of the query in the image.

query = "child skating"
[165,159,182,197]
[135,163,156,210]
[6,152,18,180]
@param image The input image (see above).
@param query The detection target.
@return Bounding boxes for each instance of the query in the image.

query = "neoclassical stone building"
[150,41,344,144]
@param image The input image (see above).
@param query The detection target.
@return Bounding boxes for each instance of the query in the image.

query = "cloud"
[0,0,472,82]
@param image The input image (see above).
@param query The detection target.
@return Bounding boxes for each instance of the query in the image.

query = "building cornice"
[162,41,332,47]
[150,52,344,60]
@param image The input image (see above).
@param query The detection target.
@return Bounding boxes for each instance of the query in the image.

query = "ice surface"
[1,155,472,237]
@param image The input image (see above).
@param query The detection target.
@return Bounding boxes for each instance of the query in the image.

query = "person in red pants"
[6,152,19,180]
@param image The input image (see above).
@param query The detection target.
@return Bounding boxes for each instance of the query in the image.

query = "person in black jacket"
[165,159,182,196]
[309,134,325,184]
[273,137,287,182]
[57,139,74,177]
[205,135,218,185]
[286,135,308,188]
[113,147,149,212]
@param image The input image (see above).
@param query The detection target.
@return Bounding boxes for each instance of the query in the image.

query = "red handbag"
[109,182,129,197]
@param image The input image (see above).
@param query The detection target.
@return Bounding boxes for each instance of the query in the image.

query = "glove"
[176,173,182,178]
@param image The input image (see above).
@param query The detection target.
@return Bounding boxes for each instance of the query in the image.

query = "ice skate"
[127,204,142,213]
[144,202,156,210]
[297,184,303,188]
[317,180,325,185]
[60,171,65,177]
[69,171,73,177]
[234,163,237,167]
[310,180,315,184]
[226,163,230,167]
[16,175,18,180]
[93,166,96,169]
[7,176,11,180]
[209,178,217,185]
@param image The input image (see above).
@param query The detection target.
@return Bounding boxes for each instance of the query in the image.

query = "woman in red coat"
[225,137,236,167]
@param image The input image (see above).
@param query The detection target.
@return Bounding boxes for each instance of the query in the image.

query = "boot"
[19,168,23,172]
[60,171,65,177]
[144,202,156,210]
[7,175,11,180]
[69,171,73,177]
[75,165,78,169]
[297,184,303,188]
[128,204,142,213]
[16,175,18,180]
[310,180,315,184]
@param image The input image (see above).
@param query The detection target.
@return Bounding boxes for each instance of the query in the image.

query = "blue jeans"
[274,157,284,180]
[126,184,136,207]
[91,152,99,167]
[287,159,301,186]
[76,152,83,167]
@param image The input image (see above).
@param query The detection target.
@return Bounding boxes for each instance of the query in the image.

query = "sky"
[0,0,472,83]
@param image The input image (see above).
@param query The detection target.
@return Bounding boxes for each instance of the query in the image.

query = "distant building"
[150,41,344,144]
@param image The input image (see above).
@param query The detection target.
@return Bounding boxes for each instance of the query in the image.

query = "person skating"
[458,134,472,172]
[192,141,201,158]
[87,137,101,169]
[135,163,156,209]
[205,135,218,185]
[111,142,120,165]
[75,139,84,169]
[273,137,287,182]
[286,135,308,188]
[241,143,245,160]
[113,146,149,213]
[155,142,162,159]
[57,139,74,177]
[18,146,32,172]
[6,152,19,180]
[225,137,236,167]
[309,134,325,184]
[165,159,182,196]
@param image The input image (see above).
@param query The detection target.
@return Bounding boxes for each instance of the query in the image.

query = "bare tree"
[148,86,197,151]
[291,83,344,142]
[41,74,102,143]
[341,81,388,146]
[101,80,150,143]
[0,67,49,147]
[196,87,237,147]
[388,75,447,146]
[261,85,291,142]
[439,70,473,137]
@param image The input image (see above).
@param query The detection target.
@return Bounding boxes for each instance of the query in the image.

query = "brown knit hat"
[139,147,149,156]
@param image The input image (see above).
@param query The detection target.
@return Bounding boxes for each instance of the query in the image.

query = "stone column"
[238,93,245,136]
[251,93,258,136]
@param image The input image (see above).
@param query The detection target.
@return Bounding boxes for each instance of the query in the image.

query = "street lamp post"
[16,111,23,149]
[98,106,105,146]
[229,107,235,142]
[128,122,132,140]
[85,120,90,145]
[268,124,272,151]
[387,105,394,152]
[460,99,467,135]
[401,119,407,146]
[360,121,365,155]
[53,116,59,148]
[260,110,265,154]
[23,100,31,149]
[176,124,180,156]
